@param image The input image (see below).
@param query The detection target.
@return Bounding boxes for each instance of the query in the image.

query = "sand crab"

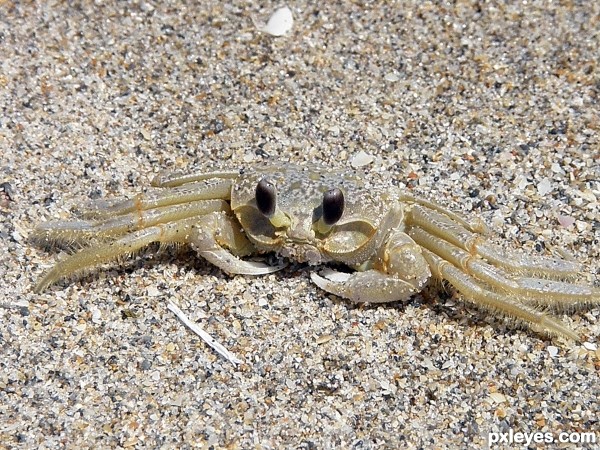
[32,164,598,341]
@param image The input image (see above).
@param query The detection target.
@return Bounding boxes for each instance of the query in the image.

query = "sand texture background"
[1,1,599,448]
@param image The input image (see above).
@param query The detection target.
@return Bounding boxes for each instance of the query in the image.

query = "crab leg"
[399,193,489,234]
[409,227,600,310]
[421,249,579,340]
[35,208,285,292]
[189,211,286,275]
[151,170,239,188]
[34,218,200,293]
[80,179,233,219]
[408,205,582,279]
[33,200,228,248]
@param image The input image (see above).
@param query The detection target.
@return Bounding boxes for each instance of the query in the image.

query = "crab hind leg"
[35,208,285,292]
[79,178,233,219]
[32,199,228,250]
[408,204,583,279]
[34,218,200,293]
[151,169,239,188]
[409,226,600,311]
[400,193,489,234]
[421,249,579,341]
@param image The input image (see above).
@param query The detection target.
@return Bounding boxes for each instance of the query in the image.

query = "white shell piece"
[582,341,597,351]
[350,150,375,168]
[167,302,242,366]
[256,6,293,37]
[537,177,553,196]
[547,345,559,357]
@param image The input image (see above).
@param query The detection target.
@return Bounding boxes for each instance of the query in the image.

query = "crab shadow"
[35,245,552,340]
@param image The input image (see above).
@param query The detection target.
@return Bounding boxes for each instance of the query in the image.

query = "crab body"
[231,166,401,265]
[32,164,599,341]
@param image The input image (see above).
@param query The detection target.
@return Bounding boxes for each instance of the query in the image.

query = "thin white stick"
[167,301,242,366]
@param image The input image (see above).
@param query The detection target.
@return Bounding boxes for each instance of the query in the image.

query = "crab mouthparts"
[280,242,323,265]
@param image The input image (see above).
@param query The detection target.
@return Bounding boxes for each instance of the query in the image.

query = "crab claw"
[197,248,287,275]
[310,268,425,303]
[191,211,287,275]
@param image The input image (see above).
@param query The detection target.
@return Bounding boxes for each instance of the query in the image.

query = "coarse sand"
[1,2,598,448]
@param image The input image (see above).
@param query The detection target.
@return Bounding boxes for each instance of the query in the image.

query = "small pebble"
[557,215,575,228]
[146,286,161,297]
[537,178,553,196]
[350,150,375,168]
[489,392,507,404]
[582,342,597,351]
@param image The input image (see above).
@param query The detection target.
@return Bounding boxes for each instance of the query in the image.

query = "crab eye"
[322,188,344,225]
[255,178,277,217]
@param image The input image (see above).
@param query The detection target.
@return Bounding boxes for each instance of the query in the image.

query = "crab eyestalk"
[255,178,291,228]
[315,188,345,234]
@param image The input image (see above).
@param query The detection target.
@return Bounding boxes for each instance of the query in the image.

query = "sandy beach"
[1,1,598,448]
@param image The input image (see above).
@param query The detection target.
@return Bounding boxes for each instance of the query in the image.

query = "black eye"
[255,178,277,217]
[322,188,344,225]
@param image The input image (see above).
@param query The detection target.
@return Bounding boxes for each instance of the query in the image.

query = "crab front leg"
[311,231,431,303]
